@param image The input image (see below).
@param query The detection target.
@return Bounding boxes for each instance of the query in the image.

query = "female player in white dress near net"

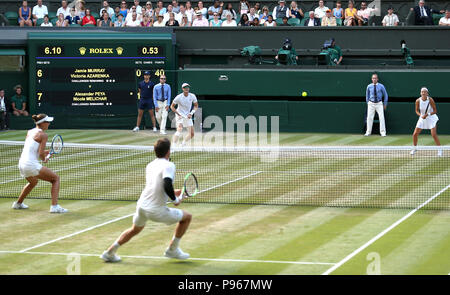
[411,87,442,157]
[12,114,68,213]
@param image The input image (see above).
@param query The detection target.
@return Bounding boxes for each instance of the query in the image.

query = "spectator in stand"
[57,0,71,19]
[259,6,270,24]
[126,6,139,23]
[279,16,290,26]
[172,0,180,13]
[0,89,10,130]
[248,7,259,22]
[40,14,52,26]
[304,10,320,26]
[119,1,129,19]
[56,13,68,27]
[32,0,48,26]
[273,0,290,20]
[344,1,357,26]
[166,12,179,26]
[290,1,304,20]
[111,7,121,23]
[163,5,174,23]
[208,1,224,20]
[330,38,343,64]
[82,9,96,26]
[176,5,187,23]
[76,0,87,18]
[197,1,208,19]
[113,13,124,26]
[332,1,344,20]
[439,9,450,26]
[192,10,209,26]
[141,7,148,19]
[125,11,141,26]
[141,13,153,26]
[322,9,337,26]
[413,0,443,26]
[239,0,250,15]
[264,14,276,26]
[65,7,81,25]
[18,1,33,27]
[180,14,191,26]
[221,3,237,20]
[100,1,115,18]
[145,2,154,18]
[134,0,143,15]
[153,14,165,26]
[250,17,259,26]
[11,85,29,117]
[357,1,376,26]
[209,12,222,26]
[239,13,250,26]
[98,10,113,27]
[185,1,195,20]
[254,2,261,15]
[382,6,399,26]
[314,0,329,19]
[221,11,237,26]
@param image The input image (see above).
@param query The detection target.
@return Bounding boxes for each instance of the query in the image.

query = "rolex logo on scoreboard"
[116,47,124,55]
[78,47,122,56]
[79,47,86,55]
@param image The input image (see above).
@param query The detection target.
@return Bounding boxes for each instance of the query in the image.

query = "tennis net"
[1,140,449,210]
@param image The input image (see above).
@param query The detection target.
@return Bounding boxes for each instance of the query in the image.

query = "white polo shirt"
[439,16,450,25]
[32,5,48,19]
[137,158,176,210]
[173,92,197,117]
[57,6,71,18]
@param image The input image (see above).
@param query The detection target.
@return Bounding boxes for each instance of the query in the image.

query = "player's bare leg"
[431,127,442,156]
[172,124,183,144]
[101,224,144,262]
[412,127,422,147]
[15,176,38,208]
[165,211,192,260]
[148,109,157,131]
[134,109,145,131]
[183,126,195,145]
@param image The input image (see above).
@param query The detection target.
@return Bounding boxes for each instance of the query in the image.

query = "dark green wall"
[199,100,450,134]
[178,68,450,98]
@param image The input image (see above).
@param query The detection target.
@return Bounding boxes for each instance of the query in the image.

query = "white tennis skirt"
[416,114,439,130]
[18,161,42,178]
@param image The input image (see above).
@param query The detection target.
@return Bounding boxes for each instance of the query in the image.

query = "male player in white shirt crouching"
[101,138,192,262]
[171,83,199,146]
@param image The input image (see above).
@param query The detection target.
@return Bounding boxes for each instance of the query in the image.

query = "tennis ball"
[302,91,307,97]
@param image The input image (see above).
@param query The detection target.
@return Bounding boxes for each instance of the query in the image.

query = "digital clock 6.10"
[39,46,65,56]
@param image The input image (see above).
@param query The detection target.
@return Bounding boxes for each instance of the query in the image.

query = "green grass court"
[0,130,449,275]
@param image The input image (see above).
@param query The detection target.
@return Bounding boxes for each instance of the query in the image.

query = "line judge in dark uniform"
[133,70,157,132]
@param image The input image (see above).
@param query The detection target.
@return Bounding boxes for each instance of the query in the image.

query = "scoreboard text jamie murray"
[28,32,176,116]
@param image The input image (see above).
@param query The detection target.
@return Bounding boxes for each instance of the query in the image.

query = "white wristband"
[190,109,196,115]
[173,196,181,205]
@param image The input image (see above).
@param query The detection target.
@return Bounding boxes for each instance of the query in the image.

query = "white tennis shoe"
[50,204,68,213]
[164,247,190,260]
[437,150,443,157]
[132,126,139,132]
[100,251,121,263]
[410,149,416,156]
[153,127,158,132]
[160,130,167,135]
[12,202,29,209]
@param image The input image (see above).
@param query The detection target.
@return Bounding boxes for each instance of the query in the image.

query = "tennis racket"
[45,134,63,160]
[168,172,199,204]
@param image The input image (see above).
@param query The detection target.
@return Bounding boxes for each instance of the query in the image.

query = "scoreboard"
[28,33,176,116]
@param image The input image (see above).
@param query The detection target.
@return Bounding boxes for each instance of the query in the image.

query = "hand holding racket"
[45,134,64,161]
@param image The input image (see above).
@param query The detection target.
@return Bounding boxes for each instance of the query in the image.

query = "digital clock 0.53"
[137,46,164,56]
[39,46,65,56]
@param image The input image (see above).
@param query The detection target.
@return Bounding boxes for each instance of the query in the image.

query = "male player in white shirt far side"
[101,138,192,262]
[170,83,199,146]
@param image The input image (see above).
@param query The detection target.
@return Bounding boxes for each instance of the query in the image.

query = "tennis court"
[0,130,449,275]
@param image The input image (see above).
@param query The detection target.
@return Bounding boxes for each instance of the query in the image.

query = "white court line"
[19,172,262,253]
[322,183,450,275]
[0,250,335,266]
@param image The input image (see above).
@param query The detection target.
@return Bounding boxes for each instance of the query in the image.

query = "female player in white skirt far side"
[411,87,442,157]
[12,114,68,213]
[170,83,199,146]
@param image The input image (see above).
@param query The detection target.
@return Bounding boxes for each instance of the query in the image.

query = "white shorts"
[18,162,42,178]
[176,114,193,127]
[133,206,183,227]
[416,114,439,130]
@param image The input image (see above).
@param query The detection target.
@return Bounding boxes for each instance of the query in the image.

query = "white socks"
[109,241,120,254]
[170,237,181,250]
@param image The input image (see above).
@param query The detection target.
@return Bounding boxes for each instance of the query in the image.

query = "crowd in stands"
[13,0,450,27]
